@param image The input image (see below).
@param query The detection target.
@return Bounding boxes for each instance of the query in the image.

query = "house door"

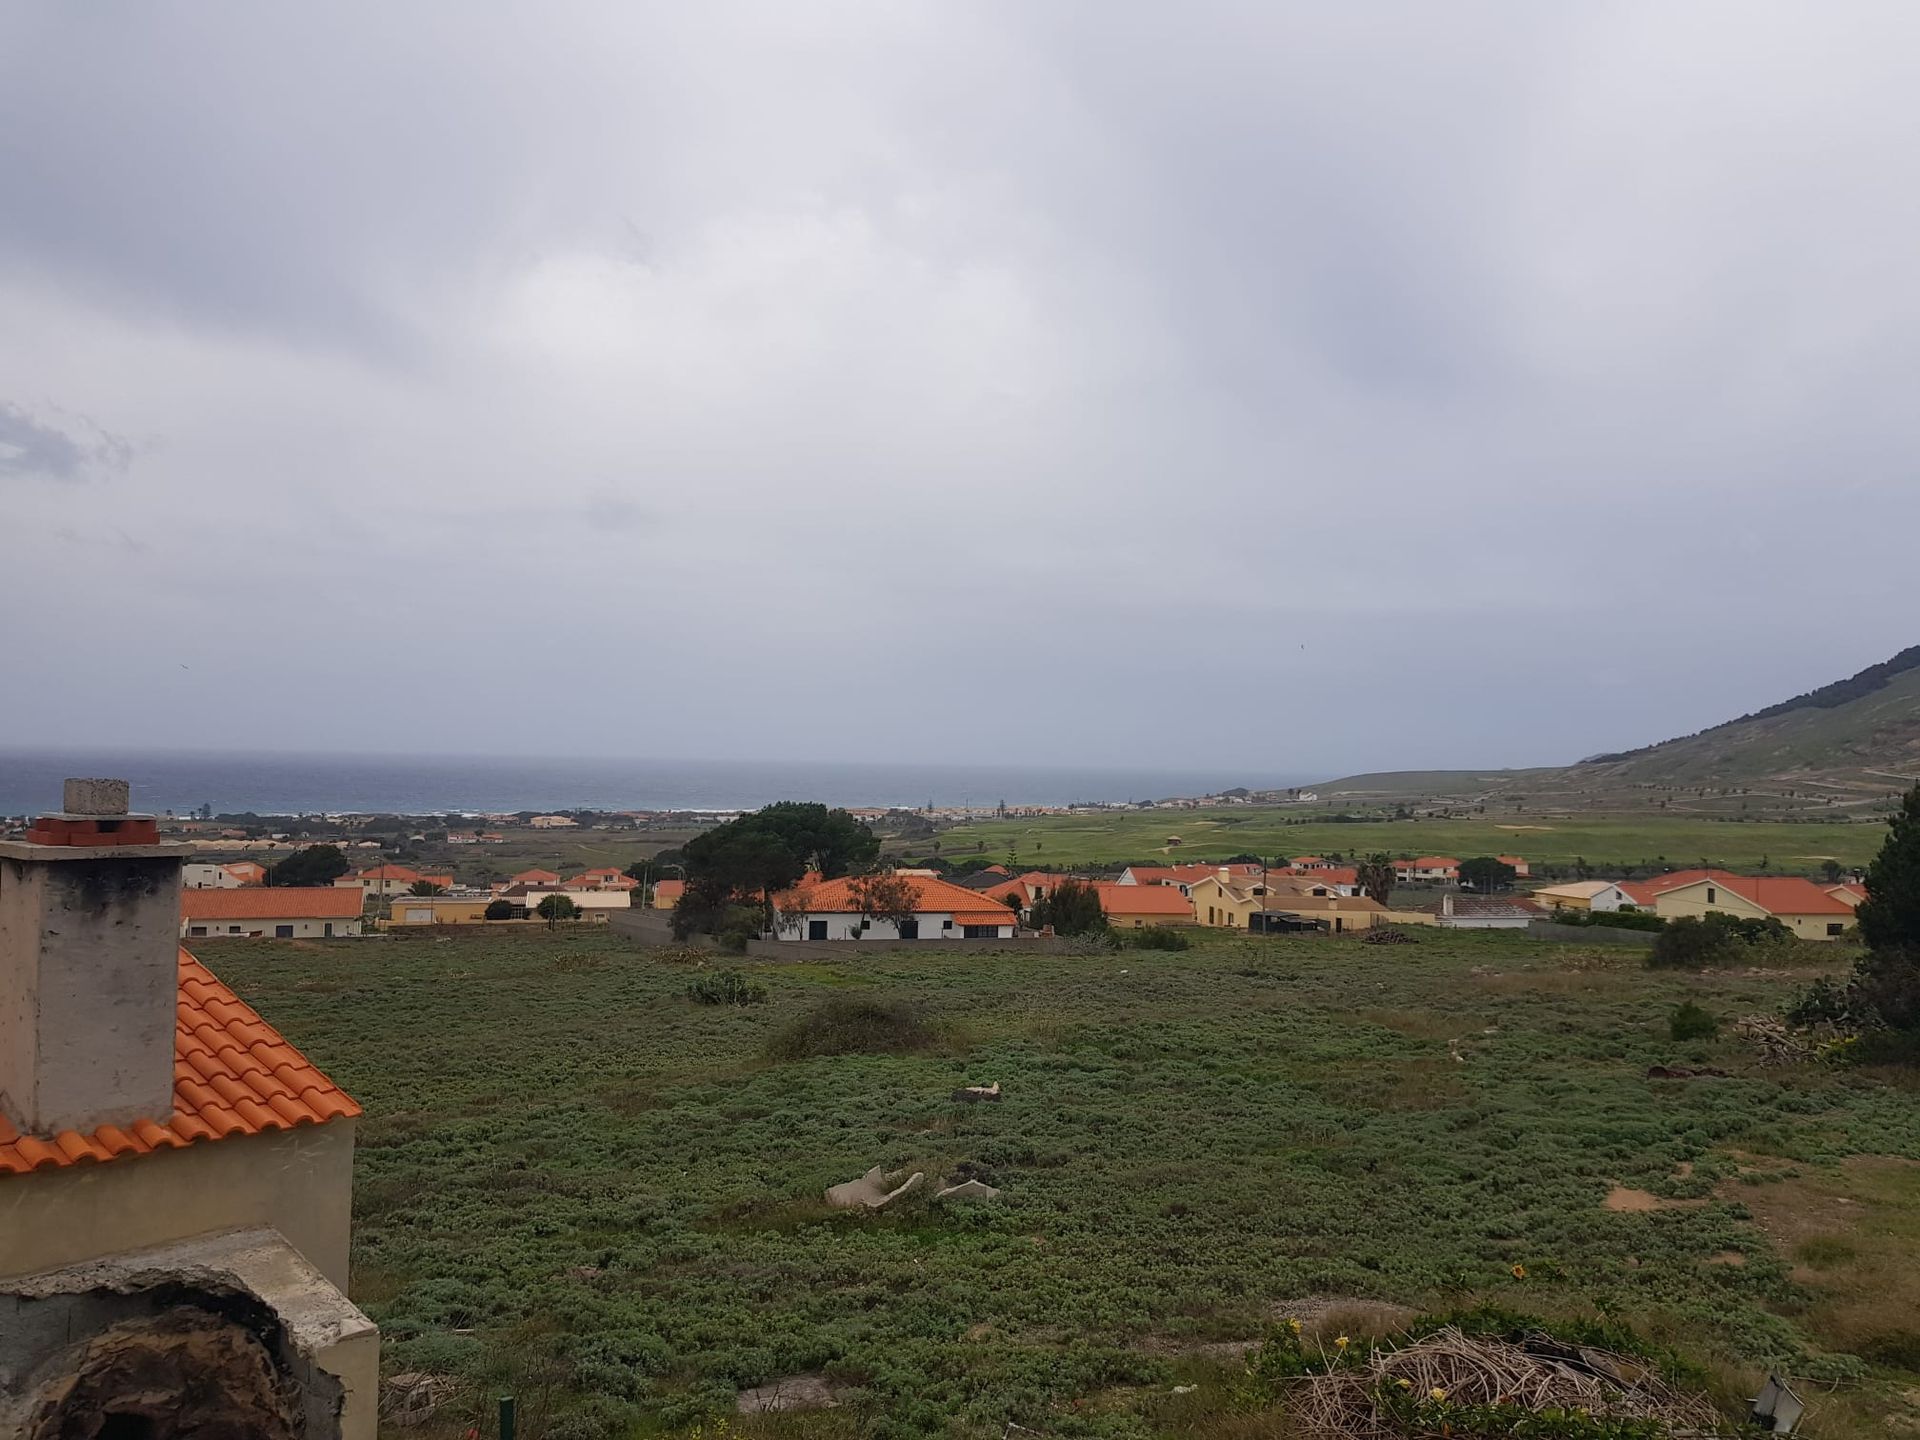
[898,920,920,940]
[808,920,828,940]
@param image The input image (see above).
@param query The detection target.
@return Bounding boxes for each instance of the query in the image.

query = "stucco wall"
[182,916,362,939]
[1654,886,1851,941]
[0,1120,357,1292]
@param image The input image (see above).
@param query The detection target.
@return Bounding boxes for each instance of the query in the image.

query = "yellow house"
[1651,871,1857,941]
[386,895,494,926]
[1188,871,1385,932]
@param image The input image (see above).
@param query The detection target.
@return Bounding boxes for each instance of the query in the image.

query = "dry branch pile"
[1285,1328,1723,1440]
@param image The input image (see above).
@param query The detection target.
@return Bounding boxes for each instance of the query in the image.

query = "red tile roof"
[780,873,1020,917]
[181,887,365,921]
[1658,871,1856,917]
[1094,883,1194,918]
[653,879,685,901]
[510,869,561,885]
[0,950,359,1176]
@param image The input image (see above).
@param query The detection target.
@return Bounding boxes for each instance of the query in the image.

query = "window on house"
[228,925,241,934]
[189,926,207,937]
[1706,887,1717,904]
[275,925,294,938]
[808,920,828,940]
[1827,923,1845,937]
[962,924,1000,938]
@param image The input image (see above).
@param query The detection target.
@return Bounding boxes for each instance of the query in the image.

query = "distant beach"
[0,749,1304,818]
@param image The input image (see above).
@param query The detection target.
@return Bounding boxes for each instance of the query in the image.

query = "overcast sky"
[3,3,1916,778]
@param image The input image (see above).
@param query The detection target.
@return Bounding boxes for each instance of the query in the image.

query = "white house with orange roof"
[333,862,454,898]
[773,873,1018,941]
[0,780,376,1439]
[1394,856,1460,883]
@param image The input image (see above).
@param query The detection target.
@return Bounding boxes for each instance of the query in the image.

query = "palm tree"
[1357,854,1395,907]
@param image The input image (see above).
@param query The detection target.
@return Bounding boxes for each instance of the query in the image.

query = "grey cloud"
[0,402,131,483]
[0,2,1916,769]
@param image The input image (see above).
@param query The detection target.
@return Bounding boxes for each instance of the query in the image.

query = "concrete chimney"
[1442,892,1455,918]
[0,780,182,1135]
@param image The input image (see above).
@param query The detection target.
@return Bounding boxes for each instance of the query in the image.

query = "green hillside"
[1314,646,1920,809]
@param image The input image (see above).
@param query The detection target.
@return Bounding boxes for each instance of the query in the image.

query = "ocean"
[0,749,1303,818]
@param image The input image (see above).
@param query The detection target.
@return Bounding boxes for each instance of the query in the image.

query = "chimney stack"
[0,780,182,1135]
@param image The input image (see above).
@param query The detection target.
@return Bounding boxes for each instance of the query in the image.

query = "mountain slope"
[1574,661,1920,788]
[1315,645,1920,804]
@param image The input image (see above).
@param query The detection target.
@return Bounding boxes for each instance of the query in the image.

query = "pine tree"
[1857,785,1920,952]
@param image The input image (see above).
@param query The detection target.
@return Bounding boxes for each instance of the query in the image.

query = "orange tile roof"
[352,863,423,882]
[1658,870,1856,917]
[510,868,561,885]
[779,873,1020,916]
[653,879,685,900]
[1094,883,1194,917]
[1406,857,1461,869]
[0,949,359,1176]
[951,912,1017,927]
[181,887,366,920]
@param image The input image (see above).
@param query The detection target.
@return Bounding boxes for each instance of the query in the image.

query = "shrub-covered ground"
[200,928,1920,1439]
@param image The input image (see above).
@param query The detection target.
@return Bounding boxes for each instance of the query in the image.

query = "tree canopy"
[675,803,880,936]
[1356,854,1396,907]
[266,844,349,888]
[1857,786,1920,953]
[1457,857,1517,892]
[1029,878,1106,937]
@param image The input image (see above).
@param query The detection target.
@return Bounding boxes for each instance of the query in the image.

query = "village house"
[650,877,685,910]
[1092,882,1196,928]
[1395,856,1461,883]
[1114,862,1263,896]
[506,867,561,888]
[1650,870,1857,940]
[386,895,494,926]
[492,883,630,920]
[1250,893,1390,934]
[0,780,376,1439]
[527,814,577,829]
[1497,855,1531,879]
[772,874,1018,941]
[181,860,266,889]
[1187,869,1380,931]
[1427,893,1544,929]
[567,866,637,891]
[333,863,454,899]
[181,887,366,940]
[1531,880,1639,913]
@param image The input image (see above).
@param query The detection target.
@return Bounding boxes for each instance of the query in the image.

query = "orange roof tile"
[181,887,365,921]
[951,912,1017,927]
[510,868,561,885]
[653,879,685,900]
[779,873,1021,916]
[0,949,359,1176]
[1658,870,1856,917]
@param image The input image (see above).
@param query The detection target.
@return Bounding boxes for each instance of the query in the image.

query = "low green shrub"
[766,996,938,1060]
[686,969,768,1006]
[1118,925,1191,951]
[1549,908,1666,933]
[1668,1001,1718,1041]
[1648,913,1791,969]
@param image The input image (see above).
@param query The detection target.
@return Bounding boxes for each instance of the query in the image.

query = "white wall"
[774,911,1013,941]
[181,917,363,939]
[182,863,242,889]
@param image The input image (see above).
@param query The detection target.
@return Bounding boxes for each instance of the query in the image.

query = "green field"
[205,926,1920,1439]
[919,810,1886,875]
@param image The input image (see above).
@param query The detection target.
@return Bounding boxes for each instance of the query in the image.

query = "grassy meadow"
[197,924,1920,1439]
[918,810,1885,874]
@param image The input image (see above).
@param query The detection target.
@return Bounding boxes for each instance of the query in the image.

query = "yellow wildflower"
[1398,1378,1413,1391]
[1335,1335,1350,1351]
[1431,1387,1448,1402]
[1288,1318,1303,1334]
[1511,1263,1527,1279]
